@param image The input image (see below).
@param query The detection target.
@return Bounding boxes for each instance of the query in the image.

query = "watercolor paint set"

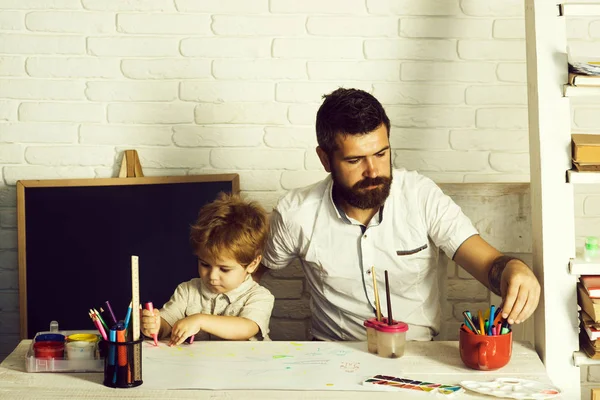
[363,374,464,396]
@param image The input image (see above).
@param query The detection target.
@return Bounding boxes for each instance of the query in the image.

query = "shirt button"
[363,235,367,239]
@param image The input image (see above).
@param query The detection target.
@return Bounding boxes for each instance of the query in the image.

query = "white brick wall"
[0,4,596,397]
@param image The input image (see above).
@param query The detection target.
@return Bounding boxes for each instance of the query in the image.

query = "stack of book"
[578,276,600,359]
[569,58,600,87]
[572,134,600,172]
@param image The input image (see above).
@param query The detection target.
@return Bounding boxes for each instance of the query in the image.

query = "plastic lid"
[35,333,65,342]
[375,321,409,333]
[364,320,375,328]
[67,333,99,343]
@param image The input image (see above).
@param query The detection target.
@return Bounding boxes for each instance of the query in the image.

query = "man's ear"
[246,255,262,274]
[316,146,332,173]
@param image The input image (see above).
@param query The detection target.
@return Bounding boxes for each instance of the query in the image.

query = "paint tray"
[25,330,104,373]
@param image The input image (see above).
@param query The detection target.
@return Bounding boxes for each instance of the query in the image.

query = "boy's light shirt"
[160,275,274,341]
[262,169,479,342]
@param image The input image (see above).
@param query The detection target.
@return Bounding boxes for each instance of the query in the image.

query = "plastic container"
[66,340,96,360]
[585,236,599,261]
[363,318,378,354]
[102,338,143,388]
[26,330,104,373]
[33,341,64,359]
[375,320,409,359]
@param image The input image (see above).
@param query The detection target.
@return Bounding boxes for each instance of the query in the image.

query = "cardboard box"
[572,134,600,163]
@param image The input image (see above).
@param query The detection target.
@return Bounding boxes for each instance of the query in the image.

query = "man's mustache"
[353,176,391,189]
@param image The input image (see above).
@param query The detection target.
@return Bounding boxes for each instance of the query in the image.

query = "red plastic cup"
[33,340,64,359]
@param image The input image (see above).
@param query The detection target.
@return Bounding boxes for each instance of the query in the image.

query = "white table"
[0,340,558,399]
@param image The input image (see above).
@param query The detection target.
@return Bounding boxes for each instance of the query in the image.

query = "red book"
[581,275,600,298]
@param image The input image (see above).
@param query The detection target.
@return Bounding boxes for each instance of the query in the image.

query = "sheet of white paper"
[141,341,421,391]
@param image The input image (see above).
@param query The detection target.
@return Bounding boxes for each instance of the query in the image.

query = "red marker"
[144,302,158,346]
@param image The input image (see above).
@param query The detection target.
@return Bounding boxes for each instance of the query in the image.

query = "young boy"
[141,192,275,345]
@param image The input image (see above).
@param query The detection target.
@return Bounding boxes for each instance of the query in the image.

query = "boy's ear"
[246,255,262,274]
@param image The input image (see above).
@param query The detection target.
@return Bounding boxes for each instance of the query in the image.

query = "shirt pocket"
[396,244,428,256]
[392,243,431,289]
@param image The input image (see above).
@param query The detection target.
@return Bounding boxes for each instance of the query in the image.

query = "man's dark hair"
[316,88,391,155]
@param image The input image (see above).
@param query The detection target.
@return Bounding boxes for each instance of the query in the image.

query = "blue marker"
[489,305,495,336]
[123,301,133,331]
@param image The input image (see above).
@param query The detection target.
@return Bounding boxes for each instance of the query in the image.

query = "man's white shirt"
[262,169,478,341]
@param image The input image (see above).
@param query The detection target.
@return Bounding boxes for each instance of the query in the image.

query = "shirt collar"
[200,274,255,303]
[328,178,385,228]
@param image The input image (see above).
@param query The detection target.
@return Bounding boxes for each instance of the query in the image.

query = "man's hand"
[499,260,540,325]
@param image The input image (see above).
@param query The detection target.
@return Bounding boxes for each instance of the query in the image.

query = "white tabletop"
[0,340,558,399]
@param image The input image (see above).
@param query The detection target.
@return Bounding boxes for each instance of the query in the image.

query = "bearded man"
[255,88,540,341]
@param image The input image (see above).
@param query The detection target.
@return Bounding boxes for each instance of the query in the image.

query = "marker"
[478,310,484,336]
[185,335,195,344]
[462,311,479,335]
[109,328,117,384]
[488,305,495,335]
[116,322,127,385]
[144,302,158,346]
[461,324,474,334]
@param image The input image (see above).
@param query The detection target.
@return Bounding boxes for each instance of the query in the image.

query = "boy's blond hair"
[190,192,268,266]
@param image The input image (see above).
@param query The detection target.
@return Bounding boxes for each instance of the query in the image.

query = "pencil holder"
[101,338,143,388]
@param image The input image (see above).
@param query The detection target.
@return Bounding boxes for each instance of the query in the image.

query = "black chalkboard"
[17,174,239,338]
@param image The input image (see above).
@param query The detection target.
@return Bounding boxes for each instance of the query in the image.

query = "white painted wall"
[0,1,599,397]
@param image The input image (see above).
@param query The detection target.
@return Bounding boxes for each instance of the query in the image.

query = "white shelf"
[574,350,600,366]
[567,170,600,184]
[564,84,600,97]
[560,3,600,16]
[570,258,600,275]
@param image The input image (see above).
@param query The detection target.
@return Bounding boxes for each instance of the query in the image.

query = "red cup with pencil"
[459,306,512,370]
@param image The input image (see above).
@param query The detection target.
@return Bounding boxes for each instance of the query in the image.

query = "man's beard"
[332,169,392,210]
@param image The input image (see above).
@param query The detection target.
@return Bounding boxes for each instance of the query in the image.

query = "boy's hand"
[141,308,161,338]
[169,314,203,346]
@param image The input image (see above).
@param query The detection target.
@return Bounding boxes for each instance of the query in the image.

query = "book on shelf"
[572,134,600,164]
[569,72,600,87]
[582,310,600,341]
[577,283,600,322]
[580,329,600,360]
[573,162,600,172]
[581,276,600,298]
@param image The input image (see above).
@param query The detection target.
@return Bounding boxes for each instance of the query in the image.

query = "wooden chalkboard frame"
[17,174,239,339]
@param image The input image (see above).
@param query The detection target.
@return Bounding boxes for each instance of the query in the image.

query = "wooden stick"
[371,266,382,322]
[385,270,393,325]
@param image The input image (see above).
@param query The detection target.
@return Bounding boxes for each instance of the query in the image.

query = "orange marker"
[144,302,158,346]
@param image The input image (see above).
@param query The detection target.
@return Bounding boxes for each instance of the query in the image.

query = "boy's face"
[197,253,259,294]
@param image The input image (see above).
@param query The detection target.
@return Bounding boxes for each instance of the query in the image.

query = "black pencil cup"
[100,338,143,388]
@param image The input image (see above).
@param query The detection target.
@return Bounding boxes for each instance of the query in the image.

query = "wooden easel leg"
[118,150,145,178]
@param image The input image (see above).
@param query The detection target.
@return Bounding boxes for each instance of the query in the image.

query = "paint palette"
[460,378,561,399]
[363,374,464,396]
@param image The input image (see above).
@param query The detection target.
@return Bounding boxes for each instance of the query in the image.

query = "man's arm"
[453,234,540,325]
